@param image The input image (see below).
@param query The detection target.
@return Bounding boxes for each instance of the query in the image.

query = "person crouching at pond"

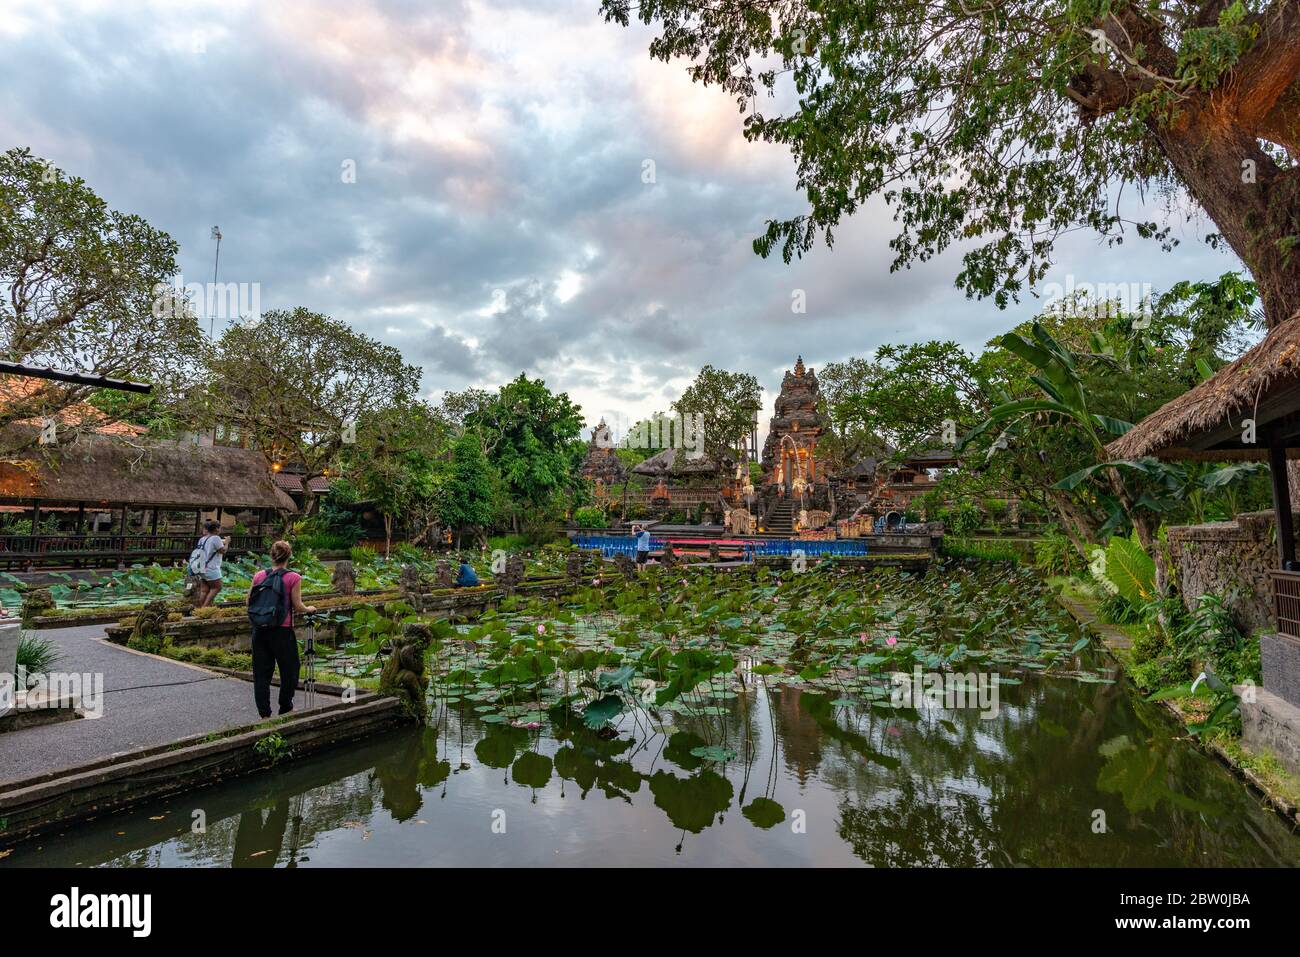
[194,519,229,608]
[455,560,479,587]
[246,540,316,719]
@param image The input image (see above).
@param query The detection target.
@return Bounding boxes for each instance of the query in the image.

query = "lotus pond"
[0,547,555,614]
[7,562,1300,867]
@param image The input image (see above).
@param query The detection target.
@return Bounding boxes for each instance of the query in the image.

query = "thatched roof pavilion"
[1107,311,1300,462]
[0,429,294,567]
[631,447,727,478]
[0,432,295,510]
[1109,312,1300,718]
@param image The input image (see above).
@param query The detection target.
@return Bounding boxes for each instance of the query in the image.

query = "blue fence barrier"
[572,535,870,560]
[745,539,871,558]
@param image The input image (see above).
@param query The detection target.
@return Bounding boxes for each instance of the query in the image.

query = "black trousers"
[251,625,300,717]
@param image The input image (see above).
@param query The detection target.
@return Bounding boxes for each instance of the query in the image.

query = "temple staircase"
[765,500,795,535]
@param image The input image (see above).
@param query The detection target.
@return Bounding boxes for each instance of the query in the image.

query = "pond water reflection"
[7,658,1299,867]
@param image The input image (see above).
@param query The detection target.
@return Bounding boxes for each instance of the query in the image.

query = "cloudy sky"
[1,0,1246,437]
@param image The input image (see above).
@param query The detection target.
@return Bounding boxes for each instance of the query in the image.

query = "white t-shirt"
[199,534,224,580]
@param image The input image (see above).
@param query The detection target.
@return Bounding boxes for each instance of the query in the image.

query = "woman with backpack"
[246,540,316,719]
[190,519,230,608]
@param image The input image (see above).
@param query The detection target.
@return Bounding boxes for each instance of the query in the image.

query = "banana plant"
[957,321,1133,463]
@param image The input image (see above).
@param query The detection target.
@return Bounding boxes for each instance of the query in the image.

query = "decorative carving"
[331,560,357,596]
[379,622,432,720]
[804,509,831,530]
[20,586,54,626]
[500,554,526,595]
[129,599,169,653]
[398,564,425,612]
[728,508,752,535]
[580,419,628,485]
[708,542,721,562]
[434,560,455,589]
[566,551,586,582]
[650,479,670,505]
[614,553,637,579]
[661,542,678,568]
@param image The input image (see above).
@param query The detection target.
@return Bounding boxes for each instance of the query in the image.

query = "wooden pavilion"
[0,428,295,568]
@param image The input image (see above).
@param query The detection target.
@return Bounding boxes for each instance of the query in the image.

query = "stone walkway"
[1055,593,1133,652]
[1,623,336,786]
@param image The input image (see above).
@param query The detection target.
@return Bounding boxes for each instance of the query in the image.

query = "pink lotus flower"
[859,633,868,644]
[536,624,546,636]
[885,635,898,647]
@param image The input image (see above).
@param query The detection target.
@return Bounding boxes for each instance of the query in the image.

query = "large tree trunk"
[1074,2,1300,327]
[1046,488,1097,559]
[1155,120,1300,327]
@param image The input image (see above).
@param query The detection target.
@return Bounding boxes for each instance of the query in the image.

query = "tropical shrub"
[1033,529,1083,576]
[942,538,1021,563]
[1176,593,1260,686]
[574,506,608,529]
[487,534,529,553]
[1101,536,1156,605]
[937,501,981,535]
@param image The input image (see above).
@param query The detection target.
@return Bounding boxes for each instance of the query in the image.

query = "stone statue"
[805,509,831,530]
[434,561,454,589]
[708,542,721,562]
[661,543,678,568]
[500,554,526,595]
[20,586,54,626]
[729,508,752,535]
[331,560,357,596]
[398,564,425,612]
[566,551,586,582]
[130,599,170,653]
[614,553,637,579]
[379,622,432,720]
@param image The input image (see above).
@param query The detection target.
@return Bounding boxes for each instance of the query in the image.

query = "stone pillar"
[566,551,586,583]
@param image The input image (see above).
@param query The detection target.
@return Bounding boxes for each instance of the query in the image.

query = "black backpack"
[248,568,288,629]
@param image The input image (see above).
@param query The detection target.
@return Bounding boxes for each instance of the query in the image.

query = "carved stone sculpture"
[379,622,432,720]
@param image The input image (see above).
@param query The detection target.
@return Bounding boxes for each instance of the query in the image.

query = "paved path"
[1,624,335,786]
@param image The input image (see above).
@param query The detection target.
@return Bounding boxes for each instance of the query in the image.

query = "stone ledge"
[0,692,81,734]
[1166,510,1297,542]
[1240,687,1300,777]
[0,693,406,847]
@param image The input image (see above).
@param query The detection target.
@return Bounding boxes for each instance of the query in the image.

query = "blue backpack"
[248,569,288,629]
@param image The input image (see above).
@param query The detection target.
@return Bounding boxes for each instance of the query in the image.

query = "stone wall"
[1166,510,1290,634]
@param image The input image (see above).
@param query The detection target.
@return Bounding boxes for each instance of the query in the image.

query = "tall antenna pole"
[209,225,222,338]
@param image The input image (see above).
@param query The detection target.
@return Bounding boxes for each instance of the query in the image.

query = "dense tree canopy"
[0,148,203,454]
[603,1,1300,325]
[207,307,422,513]
[467,374,585,525]
[440,430,499,547]
[671,364,762,462]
